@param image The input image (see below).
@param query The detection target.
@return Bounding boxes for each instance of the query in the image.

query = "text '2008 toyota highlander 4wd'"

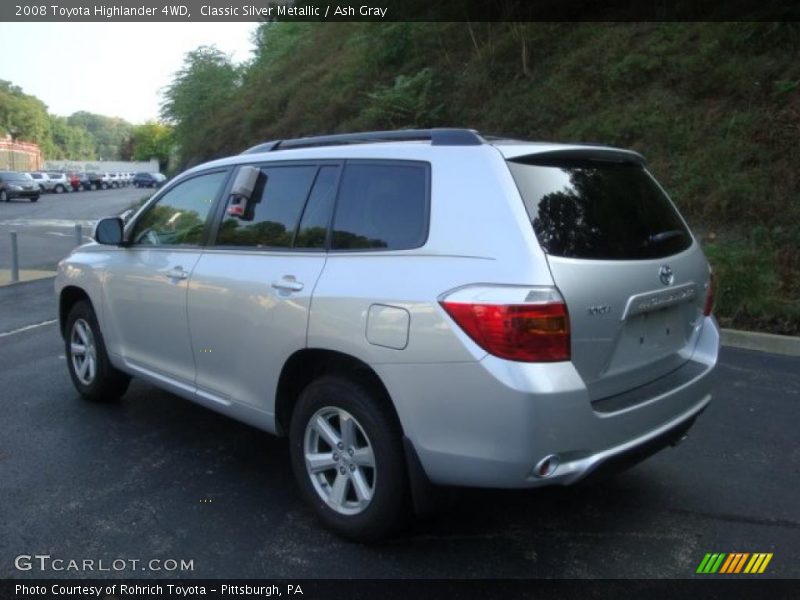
[55,129,718,540]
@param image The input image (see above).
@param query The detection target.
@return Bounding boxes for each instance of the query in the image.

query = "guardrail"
[7,224,82,283]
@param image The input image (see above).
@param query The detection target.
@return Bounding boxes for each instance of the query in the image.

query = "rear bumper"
[377,316,719,489]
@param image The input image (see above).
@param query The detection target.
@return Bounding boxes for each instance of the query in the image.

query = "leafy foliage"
[362,68,443,128]
[66,111,133,160]
[0,80,135,161]
[160,46,240,166]
[130,121,173,171]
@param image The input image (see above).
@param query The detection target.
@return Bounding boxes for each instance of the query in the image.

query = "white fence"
[42,158,160,173]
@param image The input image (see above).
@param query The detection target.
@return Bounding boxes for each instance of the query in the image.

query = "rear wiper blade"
[647,230,684,244]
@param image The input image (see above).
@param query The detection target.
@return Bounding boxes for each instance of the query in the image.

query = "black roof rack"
[241,128,484,154]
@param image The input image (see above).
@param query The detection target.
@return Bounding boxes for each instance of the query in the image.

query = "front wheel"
[0,189,7,202]
[289,375,408,542]
[55,185,65,193]
[30,195,38,202]
[65,301,130,402]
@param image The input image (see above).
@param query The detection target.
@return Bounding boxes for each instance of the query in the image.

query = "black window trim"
[125,167,232,249]
[328,158,432,254]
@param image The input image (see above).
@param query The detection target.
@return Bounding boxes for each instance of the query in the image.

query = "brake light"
[703,271,716,316]
[441,299,570,362]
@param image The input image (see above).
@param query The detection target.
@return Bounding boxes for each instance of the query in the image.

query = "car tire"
[289,375,409,542]
[30,195,38,202]
[55,185,65,193]
[0,189,7,202]
[64,301,131,403]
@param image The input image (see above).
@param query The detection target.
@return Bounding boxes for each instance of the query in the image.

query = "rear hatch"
[506,148,709,400]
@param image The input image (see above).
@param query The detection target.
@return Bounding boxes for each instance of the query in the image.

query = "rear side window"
[332,162,428,251]
[508,158,692,260]
[216,166,317,248]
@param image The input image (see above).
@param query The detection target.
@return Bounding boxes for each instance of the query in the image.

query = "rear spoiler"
[508,147,646,166]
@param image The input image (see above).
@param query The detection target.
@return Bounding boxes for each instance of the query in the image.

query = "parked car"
[133,172,166,188]
[27,172,52,193]
[97,173,114,189]
[0,171,40,202]
[67,172,83,192]
[55,128,719,541]
[83,172,103,191]
[47,172,70,193]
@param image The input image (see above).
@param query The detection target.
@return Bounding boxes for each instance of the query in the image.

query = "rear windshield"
[507,157,692,260]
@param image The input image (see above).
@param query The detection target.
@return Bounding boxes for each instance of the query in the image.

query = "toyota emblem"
[659,265,674,286]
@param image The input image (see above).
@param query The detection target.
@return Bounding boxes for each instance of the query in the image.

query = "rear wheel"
[55,184,65,193]
[65,301,130,402]
[30,195,38,202]
[289,375,408,541]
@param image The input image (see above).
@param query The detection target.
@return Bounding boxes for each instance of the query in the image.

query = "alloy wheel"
[303,407,376,516]
[70,318,97,385]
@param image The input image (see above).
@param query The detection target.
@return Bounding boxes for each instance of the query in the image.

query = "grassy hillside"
[162,23,800,334]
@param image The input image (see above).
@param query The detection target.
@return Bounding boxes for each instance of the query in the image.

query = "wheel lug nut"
[332,452,339,461]
[339,466,346,475]
[337,442,344,450]
[348,448,354,456]
[349,464,356,472]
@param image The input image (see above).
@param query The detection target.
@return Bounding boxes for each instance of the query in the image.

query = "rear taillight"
[703,271,716,316]
[440,287,570,362]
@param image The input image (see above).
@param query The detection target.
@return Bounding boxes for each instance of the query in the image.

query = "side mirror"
[227,166,262,218]
[94,217,124,245]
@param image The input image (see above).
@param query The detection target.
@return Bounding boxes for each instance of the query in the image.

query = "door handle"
[271,276,304,292]
[165,267,189,280]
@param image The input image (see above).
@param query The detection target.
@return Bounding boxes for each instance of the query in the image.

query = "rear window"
[508,158,692,260]
[331,162,428,251]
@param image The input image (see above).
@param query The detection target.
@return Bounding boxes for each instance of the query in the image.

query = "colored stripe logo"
[696,553,773,574]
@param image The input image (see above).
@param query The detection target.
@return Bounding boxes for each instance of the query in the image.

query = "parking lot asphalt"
[0,278,798,579]
[0,187,147,271]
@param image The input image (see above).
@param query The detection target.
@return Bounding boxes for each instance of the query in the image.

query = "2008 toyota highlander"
[55,128,719,540]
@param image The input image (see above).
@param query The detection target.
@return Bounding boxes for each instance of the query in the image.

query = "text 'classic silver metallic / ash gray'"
[55,129,719,541]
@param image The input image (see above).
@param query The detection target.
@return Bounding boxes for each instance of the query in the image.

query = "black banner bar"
[1,579,798,600]
[1,0,799,23]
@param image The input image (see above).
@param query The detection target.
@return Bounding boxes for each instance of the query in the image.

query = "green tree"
[0,80,50,144]
[131,121,173,171]
[47,115,96,159]
[66,111,133,160]
[161,45,240,166]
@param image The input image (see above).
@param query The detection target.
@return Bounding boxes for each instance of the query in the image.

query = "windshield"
[2,172,30,182]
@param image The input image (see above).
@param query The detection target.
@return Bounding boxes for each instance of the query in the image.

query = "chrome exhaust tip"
[533,454,560,478]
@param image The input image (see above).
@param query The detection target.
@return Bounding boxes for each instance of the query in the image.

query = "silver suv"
[55,129,719,540]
